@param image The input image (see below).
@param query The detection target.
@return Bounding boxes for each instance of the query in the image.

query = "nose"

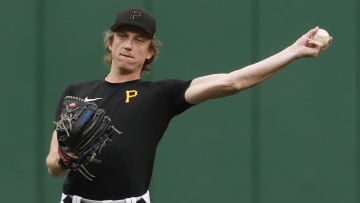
[124,39,133,51]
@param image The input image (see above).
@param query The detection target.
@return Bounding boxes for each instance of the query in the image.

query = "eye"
[135,37,146,43]
[116,32,127,40]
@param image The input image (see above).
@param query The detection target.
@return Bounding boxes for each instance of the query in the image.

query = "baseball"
[311,28,330,46]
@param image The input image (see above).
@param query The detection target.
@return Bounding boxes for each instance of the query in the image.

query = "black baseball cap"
[111,8,156,39]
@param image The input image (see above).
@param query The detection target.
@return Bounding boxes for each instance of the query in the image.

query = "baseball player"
[46,7,332,203]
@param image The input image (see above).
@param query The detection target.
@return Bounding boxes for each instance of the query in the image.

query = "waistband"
[61,190,150,203]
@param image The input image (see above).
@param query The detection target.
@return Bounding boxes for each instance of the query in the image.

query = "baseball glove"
[54,96,121,181]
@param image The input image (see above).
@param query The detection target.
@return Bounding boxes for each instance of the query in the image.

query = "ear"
[107,36,114,52]
[146,47,155,60]
[107,41,113,52]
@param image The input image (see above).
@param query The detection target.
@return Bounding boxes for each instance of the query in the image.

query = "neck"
[105,70,141,83]
[105,63,142,83]
[105,74,140,83]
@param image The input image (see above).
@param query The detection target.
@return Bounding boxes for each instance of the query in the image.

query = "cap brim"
[111,22,153,39]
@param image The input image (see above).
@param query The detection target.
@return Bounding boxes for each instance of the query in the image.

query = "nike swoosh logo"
[84,97,103,102]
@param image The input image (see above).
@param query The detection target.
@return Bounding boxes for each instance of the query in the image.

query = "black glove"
[54,96,120,180]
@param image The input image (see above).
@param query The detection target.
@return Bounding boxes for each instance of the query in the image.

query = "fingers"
[307,38,323,48]
[305,26,319,38]
[295,26,319,47]
[307,26,333,48]
[309,33,333,51]
[294,26,332,58]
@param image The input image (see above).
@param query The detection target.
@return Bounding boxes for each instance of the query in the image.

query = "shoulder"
[62,79,103,95]
[68,79,102,88]
[135,79,193,96]
[150,79,193,89]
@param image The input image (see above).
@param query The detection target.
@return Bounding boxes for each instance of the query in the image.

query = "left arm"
[185,27,332,104]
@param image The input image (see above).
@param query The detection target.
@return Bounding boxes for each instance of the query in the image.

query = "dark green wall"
[1,0,358,202]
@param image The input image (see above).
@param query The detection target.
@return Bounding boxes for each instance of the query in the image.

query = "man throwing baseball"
[46,7,332,203]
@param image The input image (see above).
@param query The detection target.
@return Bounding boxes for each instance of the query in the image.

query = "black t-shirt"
[54,78,193,200]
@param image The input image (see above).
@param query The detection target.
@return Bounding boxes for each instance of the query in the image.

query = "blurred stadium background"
[0,0,358,202]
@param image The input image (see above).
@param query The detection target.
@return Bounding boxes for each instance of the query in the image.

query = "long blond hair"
[103,30,161,72]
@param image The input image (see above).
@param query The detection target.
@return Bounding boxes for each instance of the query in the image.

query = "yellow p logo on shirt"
[125,90,138,103]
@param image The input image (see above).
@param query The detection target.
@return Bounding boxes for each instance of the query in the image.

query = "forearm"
[229,45,299,90]
[46,151,69,177]
[46,130,69,177]
[228,27,331,91]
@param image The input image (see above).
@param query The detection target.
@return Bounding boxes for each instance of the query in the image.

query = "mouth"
[119,53,134,59]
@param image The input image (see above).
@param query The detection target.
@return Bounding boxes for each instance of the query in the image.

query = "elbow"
[47,169,65,177]
[46,164,60,177]
[223,80,247,94]
[227,77,262,93]
[211,81,242,98]
[46,155,67,177]
[47,168,58,177]
[45,156,57,177]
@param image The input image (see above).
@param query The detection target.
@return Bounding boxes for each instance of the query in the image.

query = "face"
[108,26,154,74]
